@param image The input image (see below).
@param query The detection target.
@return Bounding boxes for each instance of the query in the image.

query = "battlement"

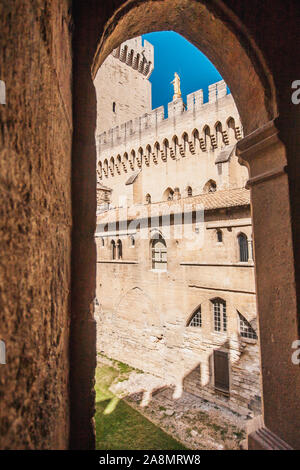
[97,80,231,152]
[111,37,154,78]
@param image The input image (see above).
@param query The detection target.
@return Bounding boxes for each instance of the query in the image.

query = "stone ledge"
[97,260,138,264]
[247,416,293,450]
[181,262,255,268]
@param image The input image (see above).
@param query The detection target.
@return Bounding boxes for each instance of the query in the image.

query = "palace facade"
[94,37,261,418]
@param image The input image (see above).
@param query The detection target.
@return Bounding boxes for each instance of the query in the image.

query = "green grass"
[95,363,186,450]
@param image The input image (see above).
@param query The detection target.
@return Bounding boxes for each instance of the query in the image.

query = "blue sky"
[142,31,224,113]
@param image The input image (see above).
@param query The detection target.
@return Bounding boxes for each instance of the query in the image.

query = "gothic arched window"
[203,125,211,148]
[110,157,115,175]
[172,136,178,155]
[192,129,199,148]
[98,161,102,179]
[138,147,143,162]
[146,145,151,159]
[204,180,217,193]
[212,298,227,332]
[103,159,108,177]
[163,139,169,158]
[215,121,223,147]
[111,240,116,260]
[238,233,249,262]
[227,117,236,143]
[130,150,135,168]
[123,152,128,170]
[151,235,167,271]
[163,187,174,201]
[117,239,122,259]
[188,307,202,327]
[182,132,189,153]
[154,142,160,160]
[145,193,151,204]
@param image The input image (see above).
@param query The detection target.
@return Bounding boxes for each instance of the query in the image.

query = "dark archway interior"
[71,0,300,450]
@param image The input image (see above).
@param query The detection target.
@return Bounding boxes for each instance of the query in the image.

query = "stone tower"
[94,36,154,135]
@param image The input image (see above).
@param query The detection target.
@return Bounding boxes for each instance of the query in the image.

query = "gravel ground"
[98,355,247,450]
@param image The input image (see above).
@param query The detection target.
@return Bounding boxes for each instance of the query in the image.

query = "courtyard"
[95,355,246,450]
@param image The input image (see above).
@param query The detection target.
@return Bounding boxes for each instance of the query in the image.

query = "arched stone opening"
[92,0,277,136]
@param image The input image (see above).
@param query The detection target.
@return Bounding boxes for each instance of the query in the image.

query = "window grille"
[238,312,257,339]
[188,308,202,327]
[238,233,249,262]
[212,299,227,332]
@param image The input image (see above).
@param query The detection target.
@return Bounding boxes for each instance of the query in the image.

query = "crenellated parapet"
[111,36,154,78]
[97,80,239,154]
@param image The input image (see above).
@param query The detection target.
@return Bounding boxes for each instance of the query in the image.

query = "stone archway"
[92,0,277,135]
[71,0,299,450]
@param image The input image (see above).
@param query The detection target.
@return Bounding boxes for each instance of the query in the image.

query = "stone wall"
[95,202,261,417]
[0,0,72,449]
[95,81,247,208]
[94,36,153,135]
[94,36,260,418]
[1,0,299,451]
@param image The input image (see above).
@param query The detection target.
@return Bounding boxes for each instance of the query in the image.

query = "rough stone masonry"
[94,37,261,419]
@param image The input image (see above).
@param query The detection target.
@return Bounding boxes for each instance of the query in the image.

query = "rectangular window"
[214,302,221,331]
[213,300,227,332]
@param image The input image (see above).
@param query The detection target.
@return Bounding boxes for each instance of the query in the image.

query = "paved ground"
[99,355,247,450]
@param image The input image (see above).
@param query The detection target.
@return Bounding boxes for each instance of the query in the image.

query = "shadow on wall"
[96,336,261,419]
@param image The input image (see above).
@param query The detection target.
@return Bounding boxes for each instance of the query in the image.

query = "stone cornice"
[236,118,287,188]
[237,119,280,160]
[247,415,293,450]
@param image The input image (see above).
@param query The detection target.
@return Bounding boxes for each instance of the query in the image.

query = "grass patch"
[95,363,186,450]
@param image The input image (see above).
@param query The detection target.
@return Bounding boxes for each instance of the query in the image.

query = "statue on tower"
[171,72,182,100]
